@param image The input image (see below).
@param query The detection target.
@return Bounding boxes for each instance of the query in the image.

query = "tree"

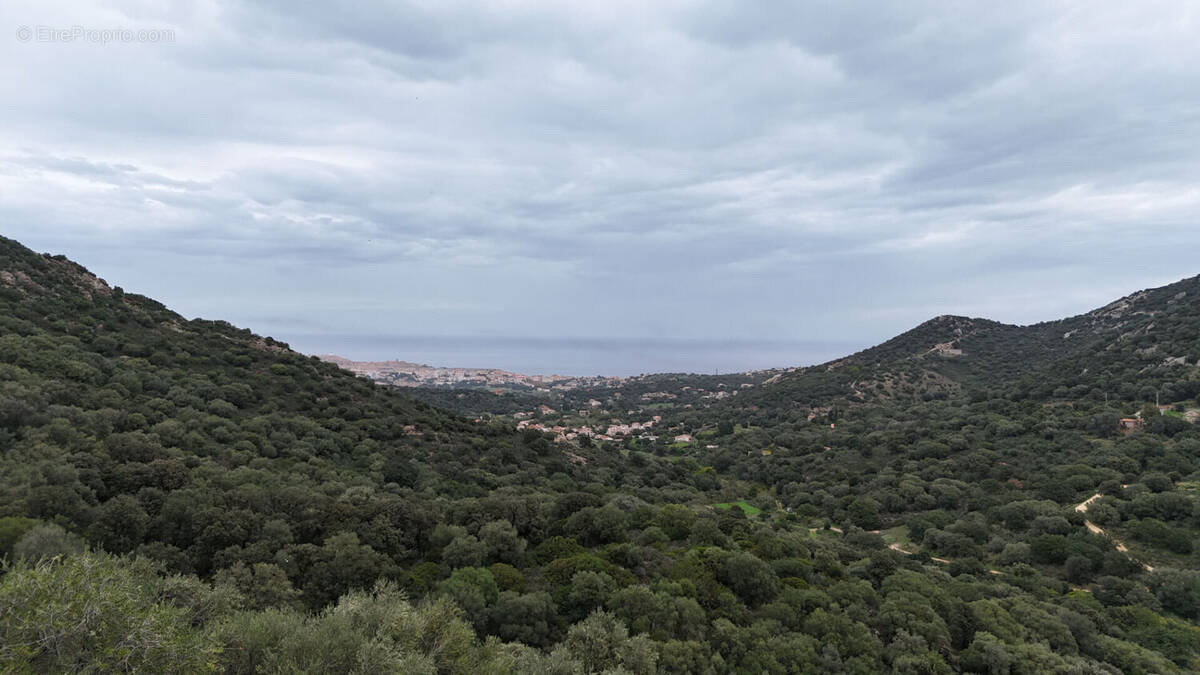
[88,495,150,554]
[1145,569,1200,620]
[559,610,657,675]
[0,554,219,672]
[1064,556,1094,585]
[487,591,559,647]
[563,570,615,622]
[688,519,728,547]
[997,543,1031,566]
[12,523,86,561]
[847,497,882,530]
[442,535,488,569]
[656,504,696,541]
[719,552,780,607]
[216,582,526,674]
[564,506,627,547]
[1141,472,1173,493]
[888,630,952,675]
[960,631,1013,674]
[214,562,301,610]
[302,532,396,607]
[488,562,525,593]
[534,536,585,564]
[478,520,527,565]
[0,516,39,558]
[439,567,498,633]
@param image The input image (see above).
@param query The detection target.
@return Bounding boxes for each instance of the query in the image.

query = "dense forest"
[1,234,1197,673]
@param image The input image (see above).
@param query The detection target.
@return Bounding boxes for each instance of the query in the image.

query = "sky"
[2,1,1199,375]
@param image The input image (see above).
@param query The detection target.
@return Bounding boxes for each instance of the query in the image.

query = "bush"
[0,516,40,558]
[12,523,86,562]
[0,554,219,672]
[560,610,657,675]
[719,553,780,607]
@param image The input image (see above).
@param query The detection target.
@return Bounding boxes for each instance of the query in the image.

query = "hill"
[733,276,1200,414]
[0,234,604,585]
[1,235,1197,673]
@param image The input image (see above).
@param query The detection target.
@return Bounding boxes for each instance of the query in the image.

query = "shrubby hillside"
[735,275,1200,411]
[1,235,1197,673]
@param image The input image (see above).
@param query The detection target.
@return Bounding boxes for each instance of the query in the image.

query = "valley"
[1,235,1198,673]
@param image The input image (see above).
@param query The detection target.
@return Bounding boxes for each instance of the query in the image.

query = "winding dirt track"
[1074,492,1153,571]
[839,501,1151,579]
[870,492,1155,578]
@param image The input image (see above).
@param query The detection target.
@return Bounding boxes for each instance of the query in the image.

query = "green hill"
[1,235,1197,673]
[0,234,597,585]
[735,275,1200,413]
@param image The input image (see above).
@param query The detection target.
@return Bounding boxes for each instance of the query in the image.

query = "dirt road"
[1074,492,1152,571]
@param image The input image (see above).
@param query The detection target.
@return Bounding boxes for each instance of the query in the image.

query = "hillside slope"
[737,275,1200,413]
[0,235,591,587]
[2,235,1197,673]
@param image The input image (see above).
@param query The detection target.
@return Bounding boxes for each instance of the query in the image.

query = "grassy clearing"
[880,526,911,547]
[713,500,762,516]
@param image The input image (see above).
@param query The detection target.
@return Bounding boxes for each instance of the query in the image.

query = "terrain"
[317,354,623,391]
[0,234,1197,673]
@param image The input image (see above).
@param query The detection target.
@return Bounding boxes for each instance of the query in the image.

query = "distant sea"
[280,334,863,377]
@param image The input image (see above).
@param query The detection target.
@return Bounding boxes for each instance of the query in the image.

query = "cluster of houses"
[516,414,664,444]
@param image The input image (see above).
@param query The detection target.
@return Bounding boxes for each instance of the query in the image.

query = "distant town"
[317,354,780,450]
[317,355,625,391]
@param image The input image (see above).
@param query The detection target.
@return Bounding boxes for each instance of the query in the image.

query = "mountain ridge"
[731,274,1200,414]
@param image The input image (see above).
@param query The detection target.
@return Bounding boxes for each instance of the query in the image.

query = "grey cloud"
[1,0,1198,372]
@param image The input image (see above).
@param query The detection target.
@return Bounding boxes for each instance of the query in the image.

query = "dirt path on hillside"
[1074,492,1153,571]
[884,541,1002,574]
[862,494,1152,578]
[887,542,948,563]
[866,529,958,565]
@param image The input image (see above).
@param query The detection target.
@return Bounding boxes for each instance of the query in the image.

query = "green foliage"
[0,516,39,558]
[12,523,87,561]
[712,500,763,517]
[216,582,515,674]
[0,554,220,672]
[657,503,698,540]
[213,561,302,610]
[487,590,559,647]
[0,236,1197,672]
[559,610,657,675]
[536,536,587,564]
[439,566,498,632]
[719,552,781,607]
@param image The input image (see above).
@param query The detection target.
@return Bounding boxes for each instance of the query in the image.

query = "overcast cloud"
[2,1,1198,373]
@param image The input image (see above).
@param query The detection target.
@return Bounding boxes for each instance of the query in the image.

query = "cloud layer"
[2,1,1198,371]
